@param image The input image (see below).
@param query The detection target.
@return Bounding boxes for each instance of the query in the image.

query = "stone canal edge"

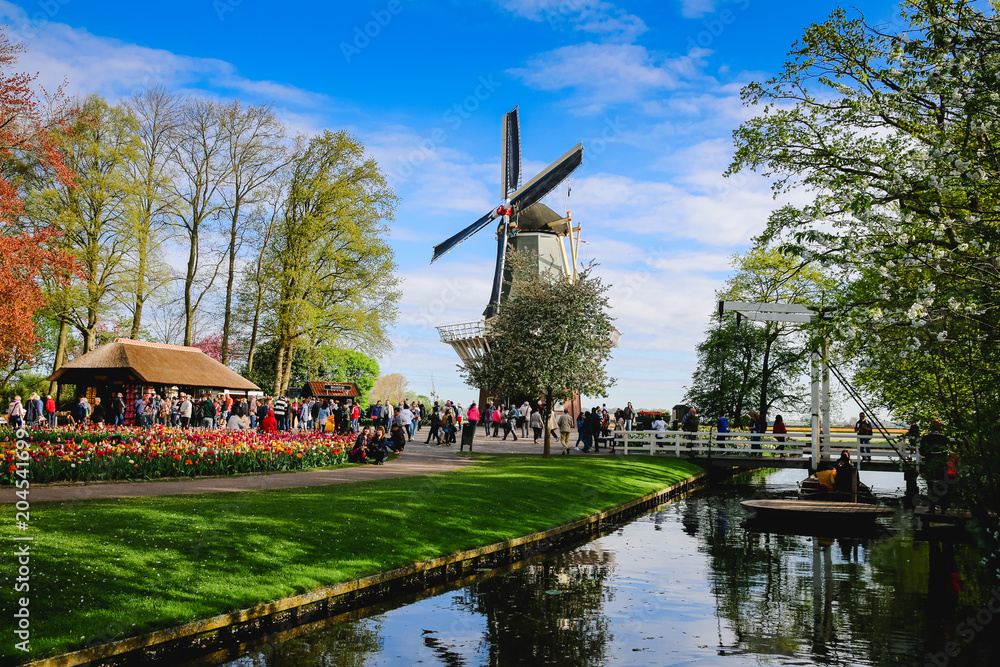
[27,471,707,667]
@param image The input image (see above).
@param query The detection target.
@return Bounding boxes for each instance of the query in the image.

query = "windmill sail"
[502,107,521,198]
[484,219,510,319]
[430,208,499,263]
[430,109,584,319]
[511,143,583,214]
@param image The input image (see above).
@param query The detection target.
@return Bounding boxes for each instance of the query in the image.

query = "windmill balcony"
[436,320,492,363]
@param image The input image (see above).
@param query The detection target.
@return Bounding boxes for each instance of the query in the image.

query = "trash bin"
[461,424,475,451]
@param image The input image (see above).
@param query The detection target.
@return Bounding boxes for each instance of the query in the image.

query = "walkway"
[9,426,586,503]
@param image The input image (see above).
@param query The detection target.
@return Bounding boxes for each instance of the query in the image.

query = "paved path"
[7,426,602,503]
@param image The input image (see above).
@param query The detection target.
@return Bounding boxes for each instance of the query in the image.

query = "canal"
[224,468,999,666]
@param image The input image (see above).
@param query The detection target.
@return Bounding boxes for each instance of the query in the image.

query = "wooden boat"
[740,499,894,524]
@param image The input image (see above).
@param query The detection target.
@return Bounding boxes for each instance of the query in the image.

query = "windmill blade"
[431,208,499,263]
[510,143,583,214]
[483,219,509,319]
[502,106,521,198]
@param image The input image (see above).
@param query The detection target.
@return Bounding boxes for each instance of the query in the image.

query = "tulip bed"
[1,426,351,484]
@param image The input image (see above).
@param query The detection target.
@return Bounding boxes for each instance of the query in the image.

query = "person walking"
[425,406,442,444]
[7,395,24,429]
[45,394,58,428]
[201,393,216,429]
[530,408,543,444]
[24,393,43,427]
[317,400,330,433]
[854,411,873,462]
[623,402,635,431]
[681,407,700,449]
[273,395,289,431]
[557,408,575,455]
[519,400,531,438]
[466,402,480,440]
[502,405,519,441]
[351,401,361,434]
[178,394,192,429]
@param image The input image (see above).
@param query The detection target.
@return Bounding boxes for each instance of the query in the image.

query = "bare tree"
[120,86,179,339]
[169,98,231,345]
[369,373,411,405]
[217,101,288,364]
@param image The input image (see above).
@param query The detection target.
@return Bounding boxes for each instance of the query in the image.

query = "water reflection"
[225,469,998,666]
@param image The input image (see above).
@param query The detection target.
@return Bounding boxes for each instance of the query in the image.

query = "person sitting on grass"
[388,423,406,453]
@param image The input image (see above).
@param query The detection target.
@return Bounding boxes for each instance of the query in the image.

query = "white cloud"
[510,43,713,114]
[1,1,330,109]
[498,0,648,41]
[678,0,717,19]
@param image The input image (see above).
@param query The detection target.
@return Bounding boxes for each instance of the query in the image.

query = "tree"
[461,253,616,458]
[120,86,178,340]
[727,0,1000,546]
[261,130,399,395]
[369,372,410,405]
[170,98,230,345]
[244,341,378,400]
[0,31,76,375]
[33,95,138,354]
[217,101,288,365]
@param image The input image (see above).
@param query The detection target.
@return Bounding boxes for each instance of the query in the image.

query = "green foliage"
[685,317,804,429]
[0,373,49,406]
[261,130,400,393]
[245,341,379,398]
[687,246,830,425]
[728,0,1000,545]
[461,253,616,457]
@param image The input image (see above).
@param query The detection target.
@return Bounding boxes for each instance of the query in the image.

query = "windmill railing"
[436,320,491,343]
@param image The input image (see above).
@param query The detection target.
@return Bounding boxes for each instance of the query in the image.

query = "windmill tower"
[432,107,588,364]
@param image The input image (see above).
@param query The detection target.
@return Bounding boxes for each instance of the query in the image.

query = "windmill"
[431,107,585,322]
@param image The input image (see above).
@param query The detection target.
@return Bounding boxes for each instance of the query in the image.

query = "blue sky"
[4,0,905,414]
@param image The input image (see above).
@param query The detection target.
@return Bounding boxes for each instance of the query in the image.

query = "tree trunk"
[221,202,240,365]
[282,350,294,396]
[183,225,198,346]
[542,389,553,458]
[131,204,150,339]
[273,344,286,396]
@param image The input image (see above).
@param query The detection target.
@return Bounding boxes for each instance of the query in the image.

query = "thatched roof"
[48,339,259,391]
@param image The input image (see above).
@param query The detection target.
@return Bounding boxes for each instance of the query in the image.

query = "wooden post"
[810,351,820,471]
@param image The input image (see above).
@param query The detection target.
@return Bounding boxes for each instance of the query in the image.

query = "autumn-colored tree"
[0,32,75,373]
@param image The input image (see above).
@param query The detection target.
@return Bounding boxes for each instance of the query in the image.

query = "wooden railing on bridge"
[610,429,917,470]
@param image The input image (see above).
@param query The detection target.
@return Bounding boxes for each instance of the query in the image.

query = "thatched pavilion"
[48,339,259,424]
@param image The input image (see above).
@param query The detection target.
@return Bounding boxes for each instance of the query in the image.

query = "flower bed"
[1,426,351,485]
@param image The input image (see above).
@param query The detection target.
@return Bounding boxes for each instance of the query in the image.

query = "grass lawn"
[1,454,701,664]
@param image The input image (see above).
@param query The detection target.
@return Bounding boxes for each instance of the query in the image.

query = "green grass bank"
[1,454,702,664]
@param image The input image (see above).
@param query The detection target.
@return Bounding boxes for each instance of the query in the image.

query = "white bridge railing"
[611,429,916,468]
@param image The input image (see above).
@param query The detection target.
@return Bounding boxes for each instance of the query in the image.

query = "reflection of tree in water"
[233,617,384,667]
[691,495,998,666]
[461,548,614,666]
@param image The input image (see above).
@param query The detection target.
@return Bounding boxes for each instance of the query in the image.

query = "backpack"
[193,402,204,422]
